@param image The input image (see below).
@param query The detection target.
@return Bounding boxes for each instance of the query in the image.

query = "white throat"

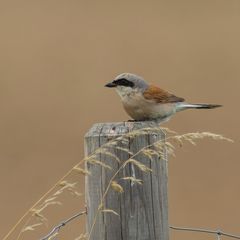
[115,86,133,100]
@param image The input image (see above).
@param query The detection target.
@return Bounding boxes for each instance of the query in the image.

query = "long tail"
[177,103,222,111]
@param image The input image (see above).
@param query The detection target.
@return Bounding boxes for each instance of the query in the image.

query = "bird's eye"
[113,78,134,87]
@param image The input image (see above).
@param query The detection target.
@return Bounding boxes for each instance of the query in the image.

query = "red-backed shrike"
[105,73,221,123]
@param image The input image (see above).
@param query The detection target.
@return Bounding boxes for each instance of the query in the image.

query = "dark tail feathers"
[191,104,222,109]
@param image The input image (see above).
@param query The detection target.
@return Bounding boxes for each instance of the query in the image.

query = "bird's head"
[105,73,149,98]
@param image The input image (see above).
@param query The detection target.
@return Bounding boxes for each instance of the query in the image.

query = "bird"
[105,73,222,123]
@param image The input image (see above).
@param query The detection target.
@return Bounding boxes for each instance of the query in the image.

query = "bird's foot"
[127,119,138,122]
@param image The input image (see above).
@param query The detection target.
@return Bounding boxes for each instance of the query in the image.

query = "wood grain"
[85,121,168,240]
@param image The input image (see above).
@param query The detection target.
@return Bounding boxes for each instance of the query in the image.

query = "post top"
[85,121,164,138]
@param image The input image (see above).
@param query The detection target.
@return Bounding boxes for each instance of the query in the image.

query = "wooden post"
[85,122,168,240]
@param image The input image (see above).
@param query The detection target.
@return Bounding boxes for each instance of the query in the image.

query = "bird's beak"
[105,82,117,88]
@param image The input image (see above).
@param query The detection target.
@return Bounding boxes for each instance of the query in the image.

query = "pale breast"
[121,91,177,121]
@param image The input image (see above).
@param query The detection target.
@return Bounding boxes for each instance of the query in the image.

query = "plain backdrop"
[0,1,239,239]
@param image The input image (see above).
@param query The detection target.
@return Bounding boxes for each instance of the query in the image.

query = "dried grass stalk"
[73,167,91,175]
[101,209,119,216]
[124,159,152,172]
[122,177,143,185]
[86,158,112,170]
[21,223,43,233]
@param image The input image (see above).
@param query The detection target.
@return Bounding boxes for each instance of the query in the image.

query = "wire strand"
[40,210,86,240]
[170,226,240,239]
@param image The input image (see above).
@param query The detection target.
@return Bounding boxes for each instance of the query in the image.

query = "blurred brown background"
[0,0,239,239]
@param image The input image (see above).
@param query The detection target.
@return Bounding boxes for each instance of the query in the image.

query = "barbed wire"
[39,208,240,240]
[40,210,86,240]
[170,226,240,240]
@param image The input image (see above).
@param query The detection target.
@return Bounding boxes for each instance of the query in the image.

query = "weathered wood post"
[85,122,168,240]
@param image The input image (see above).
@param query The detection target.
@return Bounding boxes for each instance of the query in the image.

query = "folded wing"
[143,85,185,103]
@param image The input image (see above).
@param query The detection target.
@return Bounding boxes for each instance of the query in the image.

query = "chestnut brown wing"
[143,85,185,103]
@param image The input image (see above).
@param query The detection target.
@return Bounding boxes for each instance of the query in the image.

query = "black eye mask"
[113,78,134,88]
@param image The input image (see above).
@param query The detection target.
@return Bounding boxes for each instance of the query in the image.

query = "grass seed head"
[111,181,124,193]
